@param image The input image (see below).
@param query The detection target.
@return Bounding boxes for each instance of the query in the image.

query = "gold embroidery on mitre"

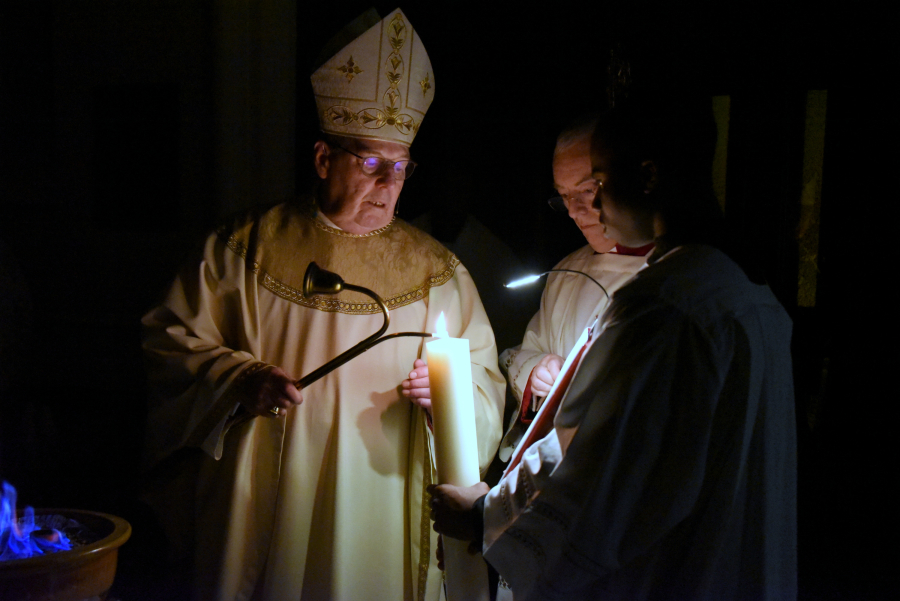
[419,73,431,96]
[336,55,363,82]
[324,12,420,137]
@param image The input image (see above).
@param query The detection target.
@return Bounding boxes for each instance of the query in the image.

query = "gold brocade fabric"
[221,200,459,314]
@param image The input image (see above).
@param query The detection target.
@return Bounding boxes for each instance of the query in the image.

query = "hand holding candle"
[401,359,433,417]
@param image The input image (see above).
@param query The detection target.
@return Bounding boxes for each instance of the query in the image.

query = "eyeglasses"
[333,144,417,181]
[547,181,601,212]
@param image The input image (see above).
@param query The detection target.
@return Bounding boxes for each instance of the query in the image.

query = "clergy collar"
[316,210,343,230]
[614,242,655,256]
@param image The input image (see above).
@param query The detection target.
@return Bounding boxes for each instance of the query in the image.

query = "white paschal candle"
[426,312,480,487]
[425,312,489,601]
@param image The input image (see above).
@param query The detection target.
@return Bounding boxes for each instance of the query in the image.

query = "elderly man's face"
[314,138,409,234]
[553,137,617,253]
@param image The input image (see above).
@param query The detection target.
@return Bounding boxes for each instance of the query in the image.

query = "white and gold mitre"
[311,8,434,147]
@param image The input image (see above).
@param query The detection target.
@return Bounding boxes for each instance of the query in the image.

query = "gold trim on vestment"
[310,215,396,238]
[220,201,459,315]
[417,421,434,601]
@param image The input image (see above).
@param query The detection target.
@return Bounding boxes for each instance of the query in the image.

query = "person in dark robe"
[428,79,797,601]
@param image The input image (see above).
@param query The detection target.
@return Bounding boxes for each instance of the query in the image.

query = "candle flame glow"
[434,312,449,338]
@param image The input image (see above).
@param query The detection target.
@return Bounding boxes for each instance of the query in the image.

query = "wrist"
[471,493,487,548]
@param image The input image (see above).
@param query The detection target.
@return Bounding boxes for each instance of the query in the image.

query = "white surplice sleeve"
[482,429,562,548]
[497,278,563,462]
[499,317,550,403]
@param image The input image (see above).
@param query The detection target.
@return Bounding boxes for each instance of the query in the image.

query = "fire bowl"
[0,509,131,601]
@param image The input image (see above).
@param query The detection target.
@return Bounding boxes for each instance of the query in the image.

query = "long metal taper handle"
[293,282,391,389]
[294,331,432,390]
[226,277,431,428]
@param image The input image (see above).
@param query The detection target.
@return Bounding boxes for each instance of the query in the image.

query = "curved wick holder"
[293,262,431,390]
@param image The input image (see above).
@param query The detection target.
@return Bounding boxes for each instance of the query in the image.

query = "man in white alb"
[498,116,651,460]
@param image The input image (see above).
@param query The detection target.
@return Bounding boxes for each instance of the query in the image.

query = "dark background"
[0,1,892,599]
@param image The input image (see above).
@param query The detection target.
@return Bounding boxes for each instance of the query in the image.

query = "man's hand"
[401,359,432,417]
[427,482,490,545]
[530,353,564,397]
[239,365,303,417]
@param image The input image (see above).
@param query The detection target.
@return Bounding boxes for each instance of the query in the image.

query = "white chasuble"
[142,200,505,601]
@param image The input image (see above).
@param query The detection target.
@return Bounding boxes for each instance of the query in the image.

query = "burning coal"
[1,481,72,561]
